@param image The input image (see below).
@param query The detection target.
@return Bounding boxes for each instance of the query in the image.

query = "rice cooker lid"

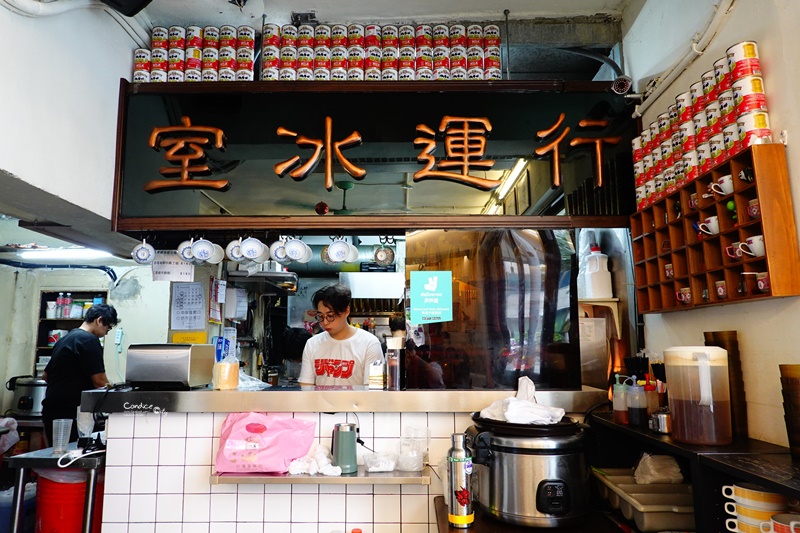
[15,377,47,387]
[471,412,582,437]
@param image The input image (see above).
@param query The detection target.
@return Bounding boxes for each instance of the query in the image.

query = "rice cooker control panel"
[536,480,570,515]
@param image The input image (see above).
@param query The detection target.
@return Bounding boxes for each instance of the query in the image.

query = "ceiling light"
[19,249,113,260]
[486,204,502,215]
[497,159,528,200]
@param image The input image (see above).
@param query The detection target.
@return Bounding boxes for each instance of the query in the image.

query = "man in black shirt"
[42,304,118,445]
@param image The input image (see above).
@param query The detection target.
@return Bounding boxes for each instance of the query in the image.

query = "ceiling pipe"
[632,0,735,118]
[1,0,151,47]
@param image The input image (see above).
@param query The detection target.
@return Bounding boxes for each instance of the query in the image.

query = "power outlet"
[114,327,123,344]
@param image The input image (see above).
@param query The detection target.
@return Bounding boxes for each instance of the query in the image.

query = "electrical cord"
[56,448,106,468]
[350,412,375,452]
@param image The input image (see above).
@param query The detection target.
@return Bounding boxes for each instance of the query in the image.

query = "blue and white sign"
[410,271,453,324]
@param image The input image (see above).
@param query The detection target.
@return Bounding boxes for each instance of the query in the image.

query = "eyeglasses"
[314,313,339,323]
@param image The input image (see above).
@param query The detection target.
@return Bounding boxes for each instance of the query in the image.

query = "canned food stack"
[634,40,769,211]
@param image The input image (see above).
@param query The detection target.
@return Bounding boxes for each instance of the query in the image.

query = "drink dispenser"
[664,346,732,445]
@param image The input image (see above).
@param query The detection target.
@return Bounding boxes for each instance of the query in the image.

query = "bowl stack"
[722,482,790,533]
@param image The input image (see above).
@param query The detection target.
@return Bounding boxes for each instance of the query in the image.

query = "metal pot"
[466,413,589,528]
[6,376,47,416]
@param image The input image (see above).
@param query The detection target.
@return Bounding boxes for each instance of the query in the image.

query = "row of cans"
[264,23,500,50]
[151,25,256,51]
[635,111,771,210]
[132,46,255,82]
[262,66,501,81]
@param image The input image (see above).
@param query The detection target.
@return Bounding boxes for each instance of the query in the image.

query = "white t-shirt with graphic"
[298,327,384,386]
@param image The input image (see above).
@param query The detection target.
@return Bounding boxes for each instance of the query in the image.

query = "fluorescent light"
[19,249,113,260]
[497,158,528,200]
[486,204,502,215]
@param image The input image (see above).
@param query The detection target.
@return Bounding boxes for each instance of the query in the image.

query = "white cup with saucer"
[225,239,245,263]
[191,238,216,262]
[241,237,269,263]
[284,238,309,261]
[177,239,194,263]
[269,240,286,262]
[327,239,350,262]
[131,239,156,265]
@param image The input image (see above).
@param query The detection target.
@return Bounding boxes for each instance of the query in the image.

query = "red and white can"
[718,89,736,125]
[649,122,659,147]
[484,24,500,46]
[399,67,416,81]
[185,47,202,70]
[365,46,382,70]
[432,24,449,48]
[692,108,709,143]
[279,46,298,70]
[675,91,693,123]
[203,26,220,49]
[653,172,665,198]
[642,153,654,179]
[416,46,433,70]
[433,46,450,70]
[467,24,483,47]
[202,47,220,71]
[635,185,647,210]
[167,48,185,71]
[701,69,718,101]
[673,159,685,186]
[331,67,347,81]
[297,46,314,70]
[314,68,331,81]
[280,25,297,48]
[678,119,697,152]
[331,25,347,47]
[709,133,725,166]
[696,141,712,173]
[278,67,297,81]
[167,70,184,83]
[398,25,415,47]
[261,24,279,48]
[187,26,203,49]
[237,47,255,71]
[671,130,682,153]
[314,46,331,70]
[668,104,679,131]
[381,46,398,70]
[220,25,238,48]
[366,67,382,81]
[237,26,256,49]
[705,99,722,134]
[631,136,643,162]
[732,75,767,115]
[722,122,740,157]
[331,46,348,69]
[651,146,662,172]
[260,67,278,81]
[314,25,332,48]
[365,25,381,47]
[644,178,655,205]
[150,69,167,83]
[347,67,365,81]
[660,138,674,166]
[151,48,168,71]
[485,67,502,80]
[450,24,466,47]
[634,159,645,180]
[220,46,238,70]
[714,56,731,91]
[382,67,398,81]
[416,68,433,81]
[415,25,432,48]
[297,67,314,81]
[682,150,699,181]
[737,111,772,148]
[641,126,652,152]
[261,46,279,70]
[657,112,670,142]
[467,68,484,80]
[484,46,501,69]
[348,24,365,47]
[467,46,484,70]
[132,70,150,83]
[381,25,398,48]
[664,165,677,193]
[236,69,254,81]
[690,80,706,111]
[151,26,168,49]
[168,25,186,49]
[133,48,151,72]
[433,67,450,81]
[726,41,761,80]
[297,24,315,47]
[348,45,366,70]
[451,67,467,80]
[185,69,201,82]
[450,45,467,70]
[398,46,416,70]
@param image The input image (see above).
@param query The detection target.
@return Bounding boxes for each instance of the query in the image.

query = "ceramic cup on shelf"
[722,483,788,511]
[131,239,156,265]
[756,272,770,293]
[715,280,727,299]
[726,242,742,260]
[739,235,766,257]
[176,239,194,263]
[759,514,800,533]
[724,501,775,526]
[225,239,245,263]
[675,287,692,305]
[240,237,269,263]
[698,215,720,235]
[327,239,350,263]
[711,174,734,195]
[748,198,761,218]
[284,238,310,262]
[190,238,215,262]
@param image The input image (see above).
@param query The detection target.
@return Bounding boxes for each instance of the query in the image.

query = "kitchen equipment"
[125,344,215,390]
[466,413,589,528]
[331,422,358,474]
[6,376,47,416]
[664,346,732,445]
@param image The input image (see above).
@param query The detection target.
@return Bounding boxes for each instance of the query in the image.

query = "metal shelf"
[210,465,431,485]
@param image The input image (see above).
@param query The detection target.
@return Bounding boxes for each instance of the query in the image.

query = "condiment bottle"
[644,373,659,416]
[56,292,64,318]
[627,375,648,427]
[64,292,73,317]
[612,374,629,425]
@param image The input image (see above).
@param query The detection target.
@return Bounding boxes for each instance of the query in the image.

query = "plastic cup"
[52,419,72,455]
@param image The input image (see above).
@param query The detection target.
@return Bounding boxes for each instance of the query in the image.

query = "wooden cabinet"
[35,291,107,376]
[631,144,800,313]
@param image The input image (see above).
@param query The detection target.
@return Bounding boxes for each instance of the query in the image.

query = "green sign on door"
[410,271,453,324]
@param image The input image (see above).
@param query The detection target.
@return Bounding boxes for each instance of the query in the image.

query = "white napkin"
[287,444,342,476]
[478,377,565,425]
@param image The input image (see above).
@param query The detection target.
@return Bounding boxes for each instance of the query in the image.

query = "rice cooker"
[6,376,47,417]
[466,413,589,528]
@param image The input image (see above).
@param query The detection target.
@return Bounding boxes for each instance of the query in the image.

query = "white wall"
[623,0,800,446]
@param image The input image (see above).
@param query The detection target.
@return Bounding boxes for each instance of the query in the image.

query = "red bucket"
[35,477,103,533]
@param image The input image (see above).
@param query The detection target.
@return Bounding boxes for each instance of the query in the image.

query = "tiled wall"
[102,411,475,533]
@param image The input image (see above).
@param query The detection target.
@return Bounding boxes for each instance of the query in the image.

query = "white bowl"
[327,240,350,262]
[191,239,215,261]
[241,237,268,262]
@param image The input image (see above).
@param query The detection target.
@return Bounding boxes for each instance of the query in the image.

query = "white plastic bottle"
[585,243,612,299]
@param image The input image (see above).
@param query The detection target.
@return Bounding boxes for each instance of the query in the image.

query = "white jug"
[585,247,612,299]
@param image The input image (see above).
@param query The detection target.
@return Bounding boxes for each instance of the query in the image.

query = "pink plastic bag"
[215,412,316,474]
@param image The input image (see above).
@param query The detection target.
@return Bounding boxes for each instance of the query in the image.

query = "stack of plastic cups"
[780,364,800,459]
[202,26,220,81]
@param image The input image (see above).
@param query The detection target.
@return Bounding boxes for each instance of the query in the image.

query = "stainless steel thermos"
[447,433,474,528]
[331,423,358,474]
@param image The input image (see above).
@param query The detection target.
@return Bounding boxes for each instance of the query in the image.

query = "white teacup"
[699,215,720,235]
[176,239,194,263]
[327,240,350,262]
[711,174,734,195]
[269,240,289,263]
[225,239,245,262]
[191,239,215,262]
[207,244,225,264]
[284,238,309,261]
[345,242,360,263]
[240,237,269,263]
[296,245,313,263]
[131,239,155,265]
[739,235,766,257]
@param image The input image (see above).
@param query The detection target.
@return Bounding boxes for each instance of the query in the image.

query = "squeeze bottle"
[644,374,659,416]
[627,375,648,427]
[612,374,629,425]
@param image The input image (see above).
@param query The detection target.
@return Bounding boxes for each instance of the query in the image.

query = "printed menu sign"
[171,282,205,330]
[410,270,453,325]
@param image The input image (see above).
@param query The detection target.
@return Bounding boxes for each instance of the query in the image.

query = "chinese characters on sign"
[410,270,453,325]
[151,251,194,282]
[147,116,228,193]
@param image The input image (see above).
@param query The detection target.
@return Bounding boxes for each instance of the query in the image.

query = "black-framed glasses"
[314,313,339,323]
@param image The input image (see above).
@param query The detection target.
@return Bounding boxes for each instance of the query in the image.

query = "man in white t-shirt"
[298,284,384,387]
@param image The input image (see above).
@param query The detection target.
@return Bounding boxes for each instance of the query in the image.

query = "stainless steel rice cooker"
[466,413,589,528]
[6,376,47,416]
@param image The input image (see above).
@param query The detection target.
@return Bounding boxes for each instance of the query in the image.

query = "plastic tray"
[592,467,696,532]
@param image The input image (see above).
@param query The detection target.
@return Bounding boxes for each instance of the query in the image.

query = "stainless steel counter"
[81,386,608,414]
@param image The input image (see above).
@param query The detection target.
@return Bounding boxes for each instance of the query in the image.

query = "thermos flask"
[447,433,474,528]
[331,423,358,474]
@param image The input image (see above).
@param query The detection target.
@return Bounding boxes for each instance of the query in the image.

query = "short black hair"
[85,304,119,327]
[312,283,351,314]
[389,313,405,332]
